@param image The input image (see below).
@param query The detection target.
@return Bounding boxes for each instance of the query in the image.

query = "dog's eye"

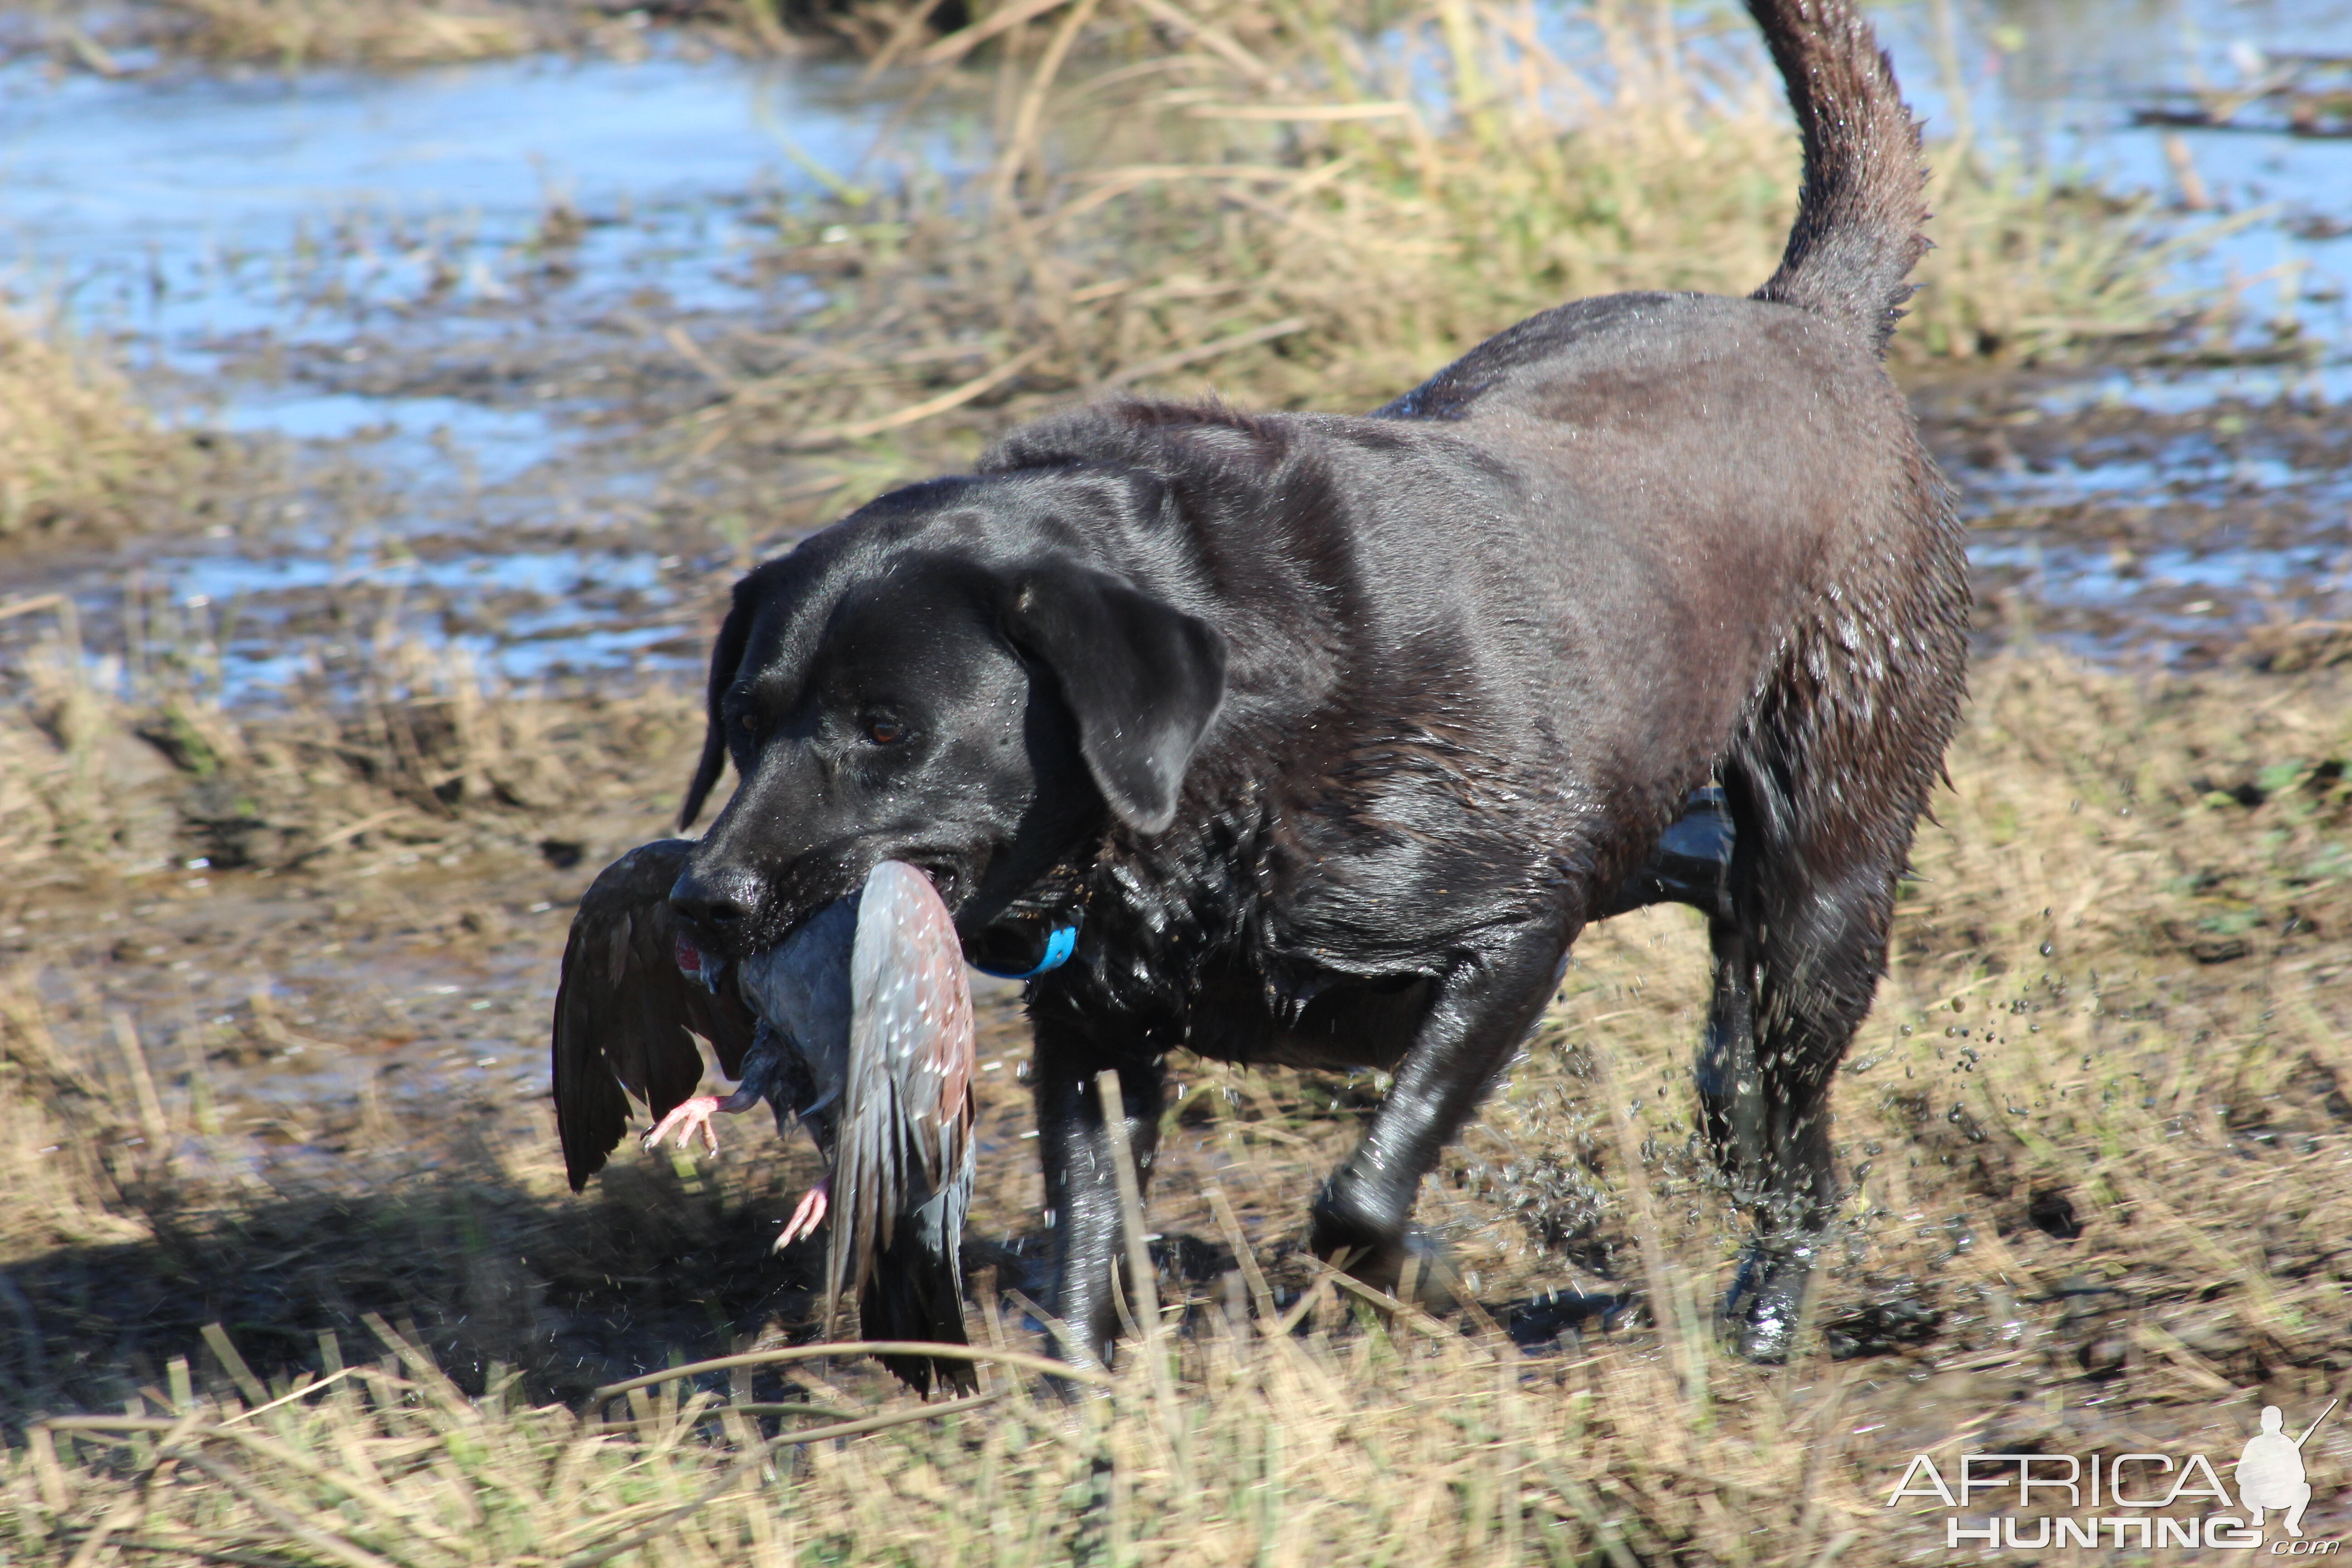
[738,715,756,732]
[865,717,906,745]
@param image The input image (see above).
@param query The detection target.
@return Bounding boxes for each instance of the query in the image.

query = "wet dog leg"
[1031,1024,1166,1367]
[1703,776,1908,1362]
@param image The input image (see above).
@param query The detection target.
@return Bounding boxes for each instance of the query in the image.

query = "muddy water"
[1886,0,2352,662]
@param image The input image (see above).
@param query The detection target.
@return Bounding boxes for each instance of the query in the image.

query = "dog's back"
[1372,0,1941,610]
[999,0,1953,826]
[1345,0,1959,880]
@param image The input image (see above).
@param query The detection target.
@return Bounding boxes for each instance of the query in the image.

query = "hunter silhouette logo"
[1886,1398,2340,1553]
[2240,1401,2336,1539]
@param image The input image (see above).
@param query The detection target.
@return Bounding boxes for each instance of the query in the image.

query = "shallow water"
[1880,0,2352,322]
[0,50,906,348]
[0,48,963,693]
[0,2,2349,688]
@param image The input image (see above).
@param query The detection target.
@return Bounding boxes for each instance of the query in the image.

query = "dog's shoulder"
[981,396,1316,481]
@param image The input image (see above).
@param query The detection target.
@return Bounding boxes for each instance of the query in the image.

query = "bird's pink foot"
[775,1180,830,1250]
[643,1095,727,1154]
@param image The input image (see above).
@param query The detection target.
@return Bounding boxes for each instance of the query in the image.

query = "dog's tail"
[1745,0,1928,355]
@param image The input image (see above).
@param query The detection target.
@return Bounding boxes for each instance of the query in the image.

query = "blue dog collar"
[975,921,1079,981]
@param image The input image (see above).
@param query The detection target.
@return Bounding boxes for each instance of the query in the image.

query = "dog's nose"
[670,863,765,931]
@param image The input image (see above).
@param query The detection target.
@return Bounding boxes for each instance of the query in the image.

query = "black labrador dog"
[667,0,1967,1364]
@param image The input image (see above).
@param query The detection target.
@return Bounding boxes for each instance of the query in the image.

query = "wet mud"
[1922,362,2352,670]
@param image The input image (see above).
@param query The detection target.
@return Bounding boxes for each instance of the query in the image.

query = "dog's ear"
[1005,564,1227,835]
[680,583,757,830]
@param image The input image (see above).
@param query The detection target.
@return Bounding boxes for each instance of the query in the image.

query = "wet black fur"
[670,0,1968,1364]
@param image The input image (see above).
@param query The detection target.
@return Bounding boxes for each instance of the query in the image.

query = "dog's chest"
[1048,813,1535,1059]
[1051,906,1435,1071]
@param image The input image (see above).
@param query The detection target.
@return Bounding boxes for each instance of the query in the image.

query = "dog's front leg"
[1309,916,1572,1291]
[1030,1020,1167,1368]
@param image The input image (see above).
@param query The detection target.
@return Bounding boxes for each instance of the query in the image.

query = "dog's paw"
[1313,1224,1460,1313]
[1308,1172,1467,1311]
[1719,1241,1818,1364]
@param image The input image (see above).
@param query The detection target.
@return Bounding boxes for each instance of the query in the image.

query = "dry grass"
[127,0,829,68]
[0,307,200,541]
[0,645,2345,1564]
[0,1313,1848,1568]
[0,6,2335,1558]
[151,0,539,67]
[660,0,2225,494]
[39,0,810,69]
[0,596,668,879]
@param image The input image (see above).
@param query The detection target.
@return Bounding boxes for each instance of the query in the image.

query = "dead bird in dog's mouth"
[552,843,977,1395]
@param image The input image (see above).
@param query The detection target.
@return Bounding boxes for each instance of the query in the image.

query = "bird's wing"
[827,860,977,1324]
[552,838,759,1191]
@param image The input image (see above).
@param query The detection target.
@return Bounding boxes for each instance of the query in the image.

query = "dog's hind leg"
[1703,622,1960,1361]
[1697,836,1876,1363]
[1029,1022,1167,1368]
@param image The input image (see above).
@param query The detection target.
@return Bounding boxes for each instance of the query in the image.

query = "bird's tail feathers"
[861,1223,977,1396]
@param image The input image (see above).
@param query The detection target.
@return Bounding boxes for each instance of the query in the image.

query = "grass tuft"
[153,0,538,66]
[0,307,199,542]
